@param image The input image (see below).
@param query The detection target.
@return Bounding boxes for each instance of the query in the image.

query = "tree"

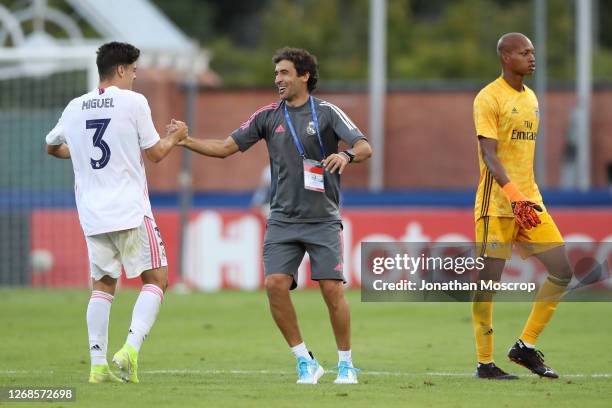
[152,0,612,86]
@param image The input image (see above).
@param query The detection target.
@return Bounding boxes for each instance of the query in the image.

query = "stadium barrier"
[29,208,612,291]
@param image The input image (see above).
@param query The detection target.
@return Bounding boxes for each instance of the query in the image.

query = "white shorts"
[86,217,167,281]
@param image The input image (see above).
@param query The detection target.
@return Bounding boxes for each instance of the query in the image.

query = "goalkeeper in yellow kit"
[471,33,572,380]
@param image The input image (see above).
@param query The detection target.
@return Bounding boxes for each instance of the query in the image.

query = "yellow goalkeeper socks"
[520,277,569,345]
[472,301,494,363]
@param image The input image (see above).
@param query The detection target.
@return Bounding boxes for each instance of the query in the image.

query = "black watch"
[341,149,355,163]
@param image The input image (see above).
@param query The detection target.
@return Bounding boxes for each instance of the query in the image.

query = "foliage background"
[151,0,612,87]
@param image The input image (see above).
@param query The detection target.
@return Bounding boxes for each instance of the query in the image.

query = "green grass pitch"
[1,289,611,407]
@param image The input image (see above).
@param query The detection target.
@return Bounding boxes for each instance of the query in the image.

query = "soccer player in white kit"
[45,42,188,383]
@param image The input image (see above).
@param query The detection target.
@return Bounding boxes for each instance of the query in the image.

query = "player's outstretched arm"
[322,139,372,174]
[144,119,188,163]
[478,136,541,229]
[178,135,240,159]
[47,143,71,159]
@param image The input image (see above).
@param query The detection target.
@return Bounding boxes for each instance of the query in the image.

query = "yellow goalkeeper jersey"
[473,76,544,221]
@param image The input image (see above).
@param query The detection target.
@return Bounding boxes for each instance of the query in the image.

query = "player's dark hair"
[96,42,140,80]
[273,47,319,92]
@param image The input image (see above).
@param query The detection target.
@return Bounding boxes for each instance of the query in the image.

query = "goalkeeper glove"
[502,181,542,230]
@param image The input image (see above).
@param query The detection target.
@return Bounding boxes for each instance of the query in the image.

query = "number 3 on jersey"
[87,118,111,169]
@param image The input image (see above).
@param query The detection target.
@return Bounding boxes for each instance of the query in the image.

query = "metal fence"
[0,70,87,285]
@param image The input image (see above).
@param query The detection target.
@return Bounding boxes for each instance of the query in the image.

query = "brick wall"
[134,73,612,191]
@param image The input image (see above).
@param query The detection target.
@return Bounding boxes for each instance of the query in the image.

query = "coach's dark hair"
[273,47,319,92]
[96,42,140,80]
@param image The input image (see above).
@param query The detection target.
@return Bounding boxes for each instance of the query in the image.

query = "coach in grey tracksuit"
[179,47,372,381]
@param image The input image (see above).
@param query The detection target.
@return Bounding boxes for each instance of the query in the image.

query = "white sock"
[338,349,352,364]
[126,284,164,352]
[87,290,113,366]
[290,342,312,360]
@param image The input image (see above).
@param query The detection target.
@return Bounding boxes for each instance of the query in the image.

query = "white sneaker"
[296,355,325,384]
[334,361,359,384]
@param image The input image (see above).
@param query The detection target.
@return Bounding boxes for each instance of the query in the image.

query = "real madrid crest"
[306,121,316,135]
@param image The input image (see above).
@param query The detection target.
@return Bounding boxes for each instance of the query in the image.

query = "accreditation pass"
[303,159,325,192]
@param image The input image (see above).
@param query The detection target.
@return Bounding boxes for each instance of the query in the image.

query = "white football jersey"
[45,86,159,236]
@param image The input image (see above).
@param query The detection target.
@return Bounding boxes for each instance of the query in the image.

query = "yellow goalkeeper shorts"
[475,212,564,260]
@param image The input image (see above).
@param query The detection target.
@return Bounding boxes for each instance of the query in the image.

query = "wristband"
[341,150,355,163]
[501,181,527,202]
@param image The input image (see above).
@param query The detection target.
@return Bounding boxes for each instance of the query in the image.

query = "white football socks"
[87,290,113,366]
[126,284,164,352]
[338,349,352,364]
[291,342,312,360]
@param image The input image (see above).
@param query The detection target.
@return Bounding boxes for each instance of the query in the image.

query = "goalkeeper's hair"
[272,47,319,92]
[96,42,140,80]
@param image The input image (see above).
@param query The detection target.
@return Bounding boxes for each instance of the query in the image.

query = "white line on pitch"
[2,369,611,378]
[132,370,612,378]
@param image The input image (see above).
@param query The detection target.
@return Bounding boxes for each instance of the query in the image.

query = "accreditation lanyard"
[283,96,327,159]
[283,96,327,192]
